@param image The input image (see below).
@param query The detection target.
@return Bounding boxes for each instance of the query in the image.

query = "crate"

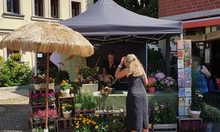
[56,118,74,132]
[149,124,177,132]
[178,116,203,132]
[80,83,98,93]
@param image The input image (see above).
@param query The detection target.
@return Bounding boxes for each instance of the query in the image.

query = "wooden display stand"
[29,88,56,130]
[177,116,203,132]
[56,95,75,132]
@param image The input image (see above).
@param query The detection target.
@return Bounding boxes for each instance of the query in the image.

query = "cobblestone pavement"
[0,88,29,132]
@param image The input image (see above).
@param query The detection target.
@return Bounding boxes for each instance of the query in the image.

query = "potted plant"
[75,103,82,111]
[33,74,45,90]
[190,91,203,118]
[147,76,156,94]
[48,77,55,90]
[149,100,177,131]
[79,93,97,113]
[76,66,99,93]
[59,80,72,97]
[62,102,73,118]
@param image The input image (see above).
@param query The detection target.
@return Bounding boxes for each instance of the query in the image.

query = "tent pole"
[180,33,183,40]
[45,53,49,131]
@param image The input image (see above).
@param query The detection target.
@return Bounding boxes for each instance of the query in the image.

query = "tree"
[94,0,158,18]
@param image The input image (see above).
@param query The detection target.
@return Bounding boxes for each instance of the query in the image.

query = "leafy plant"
[108,119,125,132]
[150,100,176,124]
[76,93,97,110]
[190,91,204,111]
[75,66,99,84]
[201,103,220,123]
[59,80,72,90]
[75,103,82,109]
[62,102,73,112]
[0,53,32,86]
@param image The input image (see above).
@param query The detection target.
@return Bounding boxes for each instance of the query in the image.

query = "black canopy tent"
[60,0,182,90]
[60,0,182,44]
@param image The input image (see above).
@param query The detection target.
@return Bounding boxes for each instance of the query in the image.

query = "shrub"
[201,103,220,123]
[150,100,176,124]
[0,53,32,86]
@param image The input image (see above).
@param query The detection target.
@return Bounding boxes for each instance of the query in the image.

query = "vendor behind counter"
[101,51,127,90]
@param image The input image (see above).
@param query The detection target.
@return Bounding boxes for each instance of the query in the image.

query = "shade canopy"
[61,0,182,37]
[0,22,94,57]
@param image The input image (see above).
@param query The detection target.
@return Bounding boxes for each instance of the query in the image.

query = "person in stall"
[102,51,119,77]
[101,51,120,88]
[115,54,149,132]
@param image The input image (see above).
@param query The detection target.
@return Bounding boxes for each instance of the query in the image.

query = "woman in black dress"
[115,54,149,132]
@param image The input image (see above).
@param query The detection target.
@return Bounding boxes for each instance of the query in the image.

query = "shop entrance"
[211,40,220,78]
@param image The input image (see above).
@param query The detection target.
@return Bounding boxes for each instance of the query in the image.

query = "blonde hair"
[125,54,145,77]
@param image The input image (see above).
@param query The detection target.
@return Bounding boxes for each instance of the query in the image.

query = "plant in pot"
[75,103,82,111]
[190,90,203,118]
[48,77,55,90]
[59,80,72,97]
[81,93,97,112]
[33,74,45,90]
[147,76,156,94]
[62,102,73,118]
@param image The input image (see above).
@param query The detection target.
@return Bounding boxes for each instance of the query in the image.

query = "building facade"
[0,0,93,74]
[159,0,220,77]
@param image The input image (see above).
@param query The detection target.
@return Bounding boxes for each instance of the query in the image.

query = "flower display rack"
[29,88,58,131]
[56,95,75,131]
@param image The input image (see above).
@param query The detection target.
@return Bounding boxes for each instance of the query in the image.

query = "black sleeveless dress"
[126,74,149,131]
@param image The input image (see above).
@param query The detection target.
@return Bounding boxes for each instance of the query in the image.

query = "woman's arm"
[201,65,211,78]
[115,68,129,79]
[115,57,128,79]
[143,70,148,87]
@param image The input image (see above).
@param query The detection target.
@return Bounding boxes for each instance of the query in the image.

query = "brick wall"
[159,0,220,17]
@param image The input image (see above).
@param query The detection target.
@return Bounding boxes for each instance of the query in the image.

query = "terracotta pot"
[148,87,155,94]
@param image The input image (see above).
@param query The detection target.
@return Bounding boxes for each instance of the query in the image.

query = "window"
[6,0,20,14]
[51,0,59,18]
[34,0,43,16]
[71,1,80,17]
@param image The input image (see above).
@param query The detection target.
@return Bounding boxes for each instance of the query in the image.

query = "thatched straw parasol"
[0,22,94,131]
[0,22,94,57]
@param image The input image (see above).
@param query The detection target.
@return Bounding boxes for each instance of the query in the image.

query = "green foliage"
[0,53,32,86]
[150,100,176,124]
[0,56,4,65]
[108,119,125,132]
[62,102,73,112]
[75,103,82,109]
[59,80,72,90]
[201,103,220,123]
[114,0,158,18]
[76,93,97,110]
[78,67,98,80]
[190,91,204,111]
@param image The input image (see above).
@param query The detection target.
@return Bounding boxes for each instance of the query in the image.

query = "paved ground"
[0,87,220,132]
[0,88,29,132]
